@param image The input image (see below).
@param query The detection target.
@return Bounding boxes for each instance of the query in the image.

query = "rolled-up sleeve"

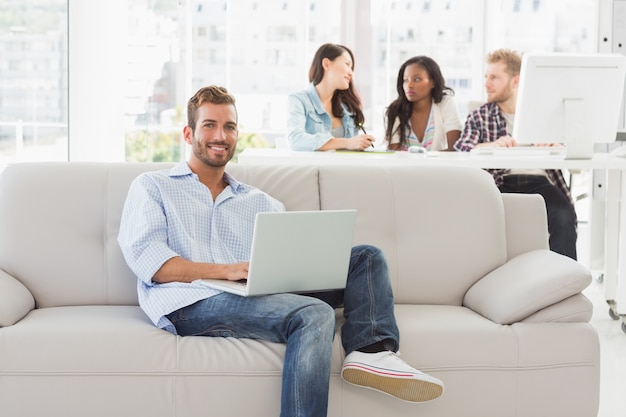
[118,176,179,285]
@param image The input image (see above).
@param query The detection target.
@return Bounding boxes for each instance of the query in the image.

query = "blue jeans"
[166,244,399,417]
[498,174,578,260]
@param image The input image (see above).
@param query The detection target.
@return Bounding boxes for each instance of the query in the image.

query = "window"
[0,0,68,165]
[0,0,598,166]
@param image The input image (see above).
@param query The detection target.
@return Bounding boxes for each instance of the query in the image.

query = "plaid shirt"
[454,102,574,207]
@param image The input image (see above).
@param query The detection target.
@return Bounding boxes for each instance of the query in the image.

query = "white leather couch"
[0,162,598,417]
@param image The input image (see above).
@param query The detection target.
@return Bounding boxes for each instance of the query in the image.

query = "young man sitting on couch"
[117,85,444,417]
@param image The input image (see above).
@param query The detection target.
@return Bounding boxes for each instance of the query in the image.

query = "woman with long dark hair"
[287,43,375,151]
[385,56,461,151]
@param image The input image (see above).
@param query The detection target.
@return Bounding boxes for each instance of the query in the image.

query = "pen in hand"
[359,124,374,148]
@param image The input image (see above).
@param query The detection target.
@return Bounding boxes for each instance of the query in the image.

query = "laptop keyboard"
[470,146,566,157]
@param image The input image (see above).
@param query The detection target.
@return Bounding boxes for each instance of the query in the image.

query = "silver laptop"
[198,210,357,296]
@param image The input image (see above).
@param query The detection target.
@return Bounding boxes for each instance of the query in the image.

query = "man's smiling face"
[186,102,239,168]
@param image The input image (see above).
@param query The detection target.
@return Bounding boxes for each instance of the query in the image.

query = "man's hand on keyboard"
[476,135,518,148]
[532,142,564,148]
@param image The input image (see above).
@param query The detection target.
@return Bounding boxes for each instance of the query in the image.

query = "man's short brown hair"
[487,49,522,77]
[187,85,237,131]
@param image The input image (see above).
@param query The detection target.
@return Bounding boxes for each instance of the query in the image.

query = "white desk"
[239,148,624,169]
[239,148,626,328]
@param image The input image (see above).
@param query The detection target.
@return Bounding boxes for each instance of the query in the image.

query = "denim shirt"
[286,83,358,151]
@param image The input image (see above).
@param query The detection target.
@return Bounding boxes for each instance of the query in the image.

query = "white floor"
[574,176,626,417]
[585,275,626,417]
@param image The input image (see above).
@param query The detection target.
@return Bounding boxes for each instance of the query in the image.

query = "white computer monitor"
[513,53,626,159]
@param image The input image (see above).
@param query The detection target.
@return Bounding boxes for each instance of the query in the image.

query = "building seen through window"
[0,0,597,165]
[0,0,68,165]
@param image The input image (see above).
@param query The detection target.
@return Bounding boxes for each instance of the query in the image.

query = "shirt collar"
[489,102,507,132]
[223,170,243,193]
[169,161,244,194]
[305,83,327,115]
[487,101,501,116]
[169,161,193,177]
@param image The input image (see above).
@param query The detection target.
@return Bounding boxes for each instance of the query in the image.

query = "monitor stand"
[564,98,593,160]
[610,145,626,158]
[610,131,626,158]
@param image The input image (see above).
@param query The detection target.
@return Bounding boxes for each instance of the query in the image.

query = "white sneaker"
[341,351,444,402]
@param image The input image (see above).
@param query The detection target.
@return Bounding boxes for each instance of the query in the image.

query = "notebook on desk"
[335,149,395,154]
[198,210,357,297]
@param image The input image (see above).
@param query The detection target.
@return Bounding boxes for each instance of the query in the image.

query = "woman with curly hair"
[385,56,461,151]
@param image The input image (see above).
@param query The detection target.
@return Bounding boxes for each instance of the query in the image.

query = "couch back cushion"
[0,162,322,308]
[317,165,507,305]
[224,164,321,211]
[0,162,505,308]
[0,162,169,307]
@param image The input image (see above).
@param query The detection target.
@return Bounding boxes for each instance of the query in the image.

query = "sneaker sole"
[342,367,443,402]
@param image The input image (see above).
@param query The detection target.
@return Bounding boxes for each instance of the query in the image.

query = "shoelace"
[384,351,426,376]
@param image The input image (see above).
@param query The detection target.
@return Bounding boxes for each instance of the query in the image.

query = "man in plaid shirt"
[454,49,577,260]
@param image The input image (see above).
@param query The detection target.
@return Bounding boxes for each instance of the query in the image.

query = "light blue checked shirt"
[118,162,285,334]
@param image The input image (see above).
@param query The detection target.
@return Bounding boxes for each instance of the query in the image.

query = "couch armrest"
[462,250,591,324]
[521,293,593,323]
[0,270,35,327]
[502,193,549,259]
